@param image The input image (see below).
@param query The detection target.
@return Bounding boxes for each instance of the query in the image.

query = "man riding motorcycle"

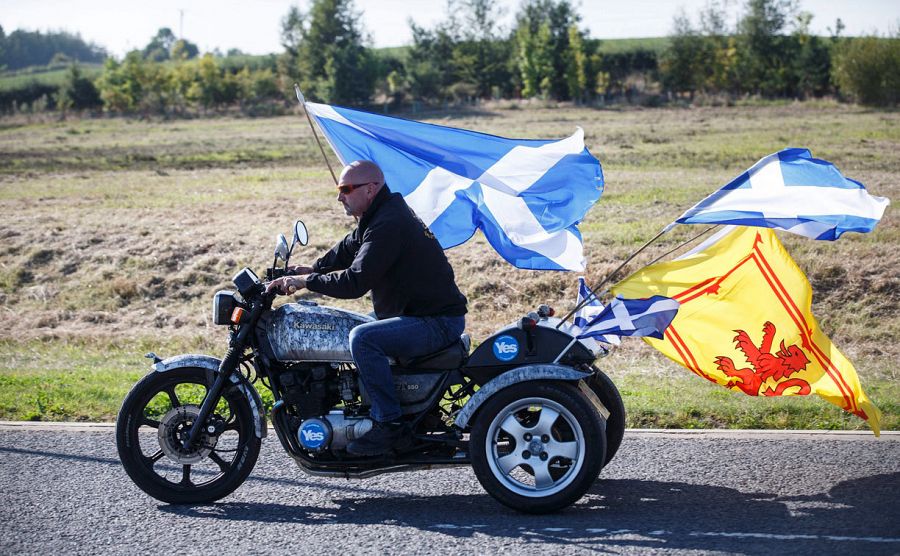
[266,160,468,456]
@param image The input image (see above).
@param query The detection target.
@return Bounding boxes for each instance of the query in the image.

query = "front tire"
[116,367,261,504]
[470,381,605,514]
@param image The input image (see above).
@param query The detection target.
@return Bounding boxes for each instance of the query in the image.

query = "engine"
[276,363,372,453]
[266,302,374,362]
[277,364,341,419]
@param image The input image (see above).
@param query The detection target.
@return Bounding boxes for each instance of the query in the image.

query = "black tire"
[470,381,606,514]
[587,367,626,467]
[116,367,261,504]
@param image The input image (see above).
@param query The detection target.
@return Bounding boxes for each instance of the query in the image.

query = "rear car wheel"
[470,381,605,514]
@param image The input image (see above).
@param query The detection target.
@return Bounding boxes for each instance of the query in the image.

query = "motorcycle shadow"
[158,472,899,554]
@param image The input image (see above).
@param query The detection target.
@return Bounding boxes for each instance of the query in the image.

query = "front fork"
[182,349,240,448]
[182,297,264,449]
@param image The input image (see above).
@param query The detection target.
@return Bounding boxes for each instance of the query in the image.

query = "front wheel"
[470,381,606,514]
[116,367,261,504]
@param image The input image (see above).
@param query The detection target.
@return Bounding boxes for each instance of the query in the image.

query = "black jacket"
[305,187,468,319]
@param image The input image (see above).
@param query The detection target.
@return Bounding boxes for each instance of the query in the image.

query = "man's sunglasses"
[337,181,374,194]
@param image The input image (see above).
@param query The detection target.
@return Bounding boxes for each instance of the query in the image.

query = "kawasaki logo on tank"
[492,335,519,361]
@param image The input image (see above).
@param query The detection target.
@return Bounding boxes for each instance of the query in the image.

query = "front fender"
[152,354,267,439]
[454,364,590,429]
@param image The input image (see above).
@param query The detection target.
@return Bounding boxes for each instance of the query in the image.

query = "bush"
[58,64,102,112]
[832,35,900,106]
[0,80,57,113]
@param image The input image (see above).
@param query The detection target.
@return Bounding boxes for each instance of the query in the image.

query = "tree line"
[0,25,107,71]
[1,0,897,115]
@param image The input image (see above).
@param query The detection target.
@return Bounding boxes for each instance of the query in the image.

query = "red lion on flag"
[714,322,812,396]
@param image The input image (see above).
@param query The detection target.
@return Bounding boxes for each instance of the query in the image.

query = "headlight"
[212,291,239,325]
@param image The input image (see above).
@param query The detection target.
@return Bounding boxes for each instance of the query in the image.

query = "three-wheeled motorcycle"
[116,221,625,513]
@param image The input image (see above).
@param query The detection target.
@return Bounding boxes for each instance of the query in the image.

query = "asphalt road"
[0,425,897,555]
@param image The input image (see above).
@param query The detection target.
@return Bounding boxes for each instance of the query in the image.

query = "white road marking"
[691,531,900,543]
[436,525,900,544]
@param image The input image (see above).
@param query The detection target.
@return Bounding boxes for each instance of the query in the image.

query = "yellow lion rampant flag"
[611,226,882,435]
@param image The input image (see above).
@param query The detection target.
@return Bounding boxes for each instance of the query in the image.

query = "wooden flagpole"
[293,83,338,186]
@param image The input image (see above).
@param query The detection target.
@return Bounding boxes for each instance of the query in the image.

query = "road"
[0,424,897,555]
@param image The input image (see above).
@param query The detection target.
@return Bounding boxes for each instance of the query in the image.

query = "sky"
[3,0,898,57]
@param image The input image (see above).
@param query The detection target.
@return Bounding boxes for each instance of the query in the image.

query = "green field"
[595,37,669,54]
[371,37,670,61]
[0,102,896,431]
[0,64,104,92]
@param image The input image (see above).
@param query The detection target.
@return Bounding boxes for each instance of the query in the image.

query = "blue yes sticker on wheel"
[298,419,329,451]
[492,335,519,362]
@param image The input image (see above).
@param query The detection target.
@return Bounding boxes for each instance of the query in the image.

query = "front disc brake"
[157,405,218,464]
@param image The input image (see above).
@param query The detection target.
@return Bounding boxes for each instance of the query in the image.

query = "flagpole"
[556,224,673,328]
[642,225,719,267]
[556,223,722,329]
[293,83,338,186]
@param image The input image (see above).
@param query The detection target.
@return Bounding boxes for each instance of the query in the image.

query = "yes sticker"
[492,335,519,362]
[298,420,328,450]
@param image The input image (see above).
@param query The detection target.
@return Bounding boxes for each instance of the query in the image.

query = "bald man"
[266,160,467,456]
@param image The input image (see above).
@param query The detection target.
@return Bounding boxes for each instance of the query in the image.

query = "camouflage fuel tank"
[266,302,374,362]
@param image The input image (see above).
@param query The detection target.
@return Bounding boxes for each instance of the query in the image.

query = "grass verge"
[0,339,892,433]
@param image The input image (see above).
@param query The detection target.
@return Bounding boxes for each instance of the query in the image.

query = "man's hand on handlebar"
[265,275,309,296]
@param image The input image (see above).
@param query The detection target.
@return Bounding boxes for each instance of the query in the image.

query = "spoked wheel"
[116,367,261,504]
[470,381,605,514]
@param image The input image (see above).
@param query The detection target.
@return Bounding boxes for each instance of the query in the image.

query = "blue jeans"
[349,315,465,422]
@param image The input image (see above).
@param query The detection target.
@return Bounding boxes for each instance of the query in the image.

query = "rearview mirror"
[293,220,309,247]
[274,234,290,262]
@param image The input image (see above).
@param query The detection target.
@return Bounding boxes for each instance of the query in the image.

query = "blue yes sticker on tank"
[492,335,519,362]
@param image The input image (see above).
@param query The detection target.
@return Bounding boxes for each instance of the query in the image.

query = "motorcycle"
[116,220,626,514]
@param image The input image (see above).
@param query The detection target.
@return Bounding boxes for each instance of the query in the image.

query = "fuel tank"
[266,302,374,362]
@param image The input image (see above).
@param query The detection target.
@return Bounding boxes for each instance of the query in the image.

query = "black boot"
[346,420,410,456]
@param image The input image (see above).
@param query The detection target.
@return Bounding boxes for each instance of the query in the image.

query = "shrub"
[832,34,900,106]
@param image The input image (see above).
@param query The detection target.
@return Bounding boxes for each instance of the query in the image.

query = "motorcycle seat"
[395,334,471,371]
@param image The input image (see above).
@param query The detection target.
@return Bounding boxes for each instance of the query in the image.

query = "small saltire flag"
[304,101,603,271]
[573,277,620,346]
[611,226,882,435]
[577,294,680,340]
[674,148,889,240]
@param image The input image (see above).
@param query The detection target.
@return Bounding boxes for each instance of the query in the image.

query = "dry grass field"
[0,101,896,430]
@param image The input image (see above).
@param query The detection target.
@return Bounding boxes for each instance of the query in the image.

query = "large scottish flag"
[675,148,889,240]
[304,102,604,271]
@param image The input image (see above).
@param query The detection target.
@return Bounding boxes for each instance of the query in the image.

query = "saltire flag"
[576,295,679,340]
[303,101,604,271]
[573,277,620,346]
[674,148,889,240]
[611,226,882,435]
